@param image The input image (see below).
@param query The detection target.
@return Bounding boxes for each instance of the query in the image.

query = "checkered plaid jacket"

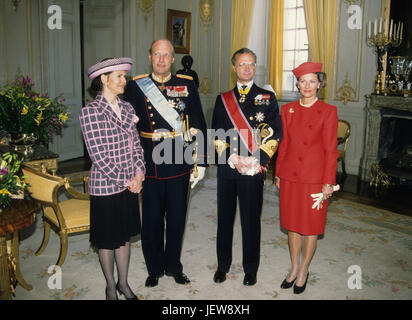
[79,94,145,196]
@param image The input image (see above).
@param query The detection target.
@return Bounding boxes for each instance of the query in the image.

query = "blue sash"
[135,77,182,133]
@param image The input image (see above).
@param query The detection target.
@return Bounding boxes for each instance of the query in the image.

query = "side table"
[0,144,59,173]
[0,199,38,300]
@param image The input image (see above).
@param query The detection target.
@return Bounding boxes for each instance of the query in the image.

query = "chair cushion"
[43,199,90,231]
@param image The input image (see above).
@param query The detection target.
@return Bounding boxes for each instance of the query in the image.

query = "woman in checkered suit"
[79,57,145,300]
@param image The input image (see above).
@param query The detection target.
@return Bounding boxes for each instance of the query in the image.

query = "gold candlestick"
[367,23,403,95]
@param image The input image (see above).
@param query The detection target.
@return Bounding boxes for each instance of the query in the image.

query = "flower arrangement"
[0,75,69,144]
[0,152,27,208]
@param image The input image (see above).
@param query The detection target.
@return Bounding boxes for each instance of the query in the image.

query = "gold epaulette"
[176,74,193,81]
[132,74,149,81]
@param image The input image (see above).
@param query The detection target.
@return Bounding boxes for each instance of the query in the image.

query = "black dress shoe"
[165,272,191,285]
[280,276,296,289]
[213,271,227,283]
[243,273,257,286]
[293,272,309,294]
[116,283,138,300]
[145,275,160,287]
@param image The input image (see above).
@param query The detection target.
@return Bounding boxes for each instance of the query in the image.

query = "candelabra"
[367,21,403,95]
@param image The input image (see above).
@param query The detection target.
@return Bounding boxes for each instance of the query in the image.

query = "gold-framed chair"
[337,120,351,176]
[21,164,90,268]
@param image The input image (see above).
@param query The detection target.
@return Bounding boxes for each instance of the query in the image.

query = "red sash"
[221,90,259,154]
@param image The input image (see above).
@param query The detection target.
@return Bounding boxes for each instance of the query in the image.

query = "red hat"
[292,62,323,78]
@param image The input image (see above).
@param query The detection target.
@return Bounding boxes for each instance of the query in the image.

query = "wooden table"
[0,199,38,300]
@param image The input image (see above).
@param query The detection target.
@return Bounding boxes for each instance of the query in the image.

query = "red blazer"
[276,99,339,185]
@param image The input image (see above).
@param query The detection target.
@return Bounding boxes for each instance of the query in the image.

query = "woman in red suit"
[275,62,339,294]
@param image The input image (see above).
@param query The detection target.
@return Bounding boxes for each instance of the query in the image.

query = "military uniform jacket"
[212,84,283,179]
[124,74,207,179]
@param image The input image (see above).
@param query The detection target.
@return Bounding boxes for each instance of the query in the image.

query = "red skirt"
[279,179,328,235]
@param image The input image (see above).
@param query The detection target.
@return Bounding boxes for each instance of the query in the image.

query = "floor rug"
[12,167,412,300]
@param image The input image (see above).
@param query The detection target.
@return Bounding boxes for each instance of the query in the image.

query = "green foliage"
[0,152,27,207]
[0,75,69,144]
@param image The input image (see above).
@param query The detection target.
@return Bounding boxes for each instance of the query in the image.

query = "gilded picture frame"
[166,9,191,54]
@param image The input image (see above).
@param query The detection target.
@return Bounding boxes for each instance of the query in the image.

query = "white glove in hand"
[190,166,206,189]
[310,185,340,211]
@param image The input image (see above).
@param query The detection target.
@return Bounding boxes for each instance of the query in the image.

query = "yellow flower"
[21,105,29,115]
[35,111,43,126]
[0,188,11,195]
[58,112,68,123]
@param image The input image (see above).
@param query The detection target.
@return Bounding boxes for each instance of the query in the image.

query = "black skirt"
[90,189,141,249]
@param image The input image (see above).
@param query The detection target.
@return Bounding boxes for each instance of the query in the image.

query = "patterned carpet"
[12,167,412,300]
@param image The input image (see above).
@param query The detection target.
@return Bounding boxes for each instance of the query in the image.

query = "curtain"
[303,0,339,102]
[268,0,284,99]
[229,0,256,88]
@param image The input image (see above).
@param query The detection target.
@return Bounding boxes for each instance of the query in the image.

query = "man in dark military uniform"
[124,39,207,287]
[211,48,283,286]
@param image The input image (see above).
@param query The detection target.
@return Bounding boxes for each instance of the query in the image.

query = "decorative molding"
[332,0,364,103]
[199,0,213,33]
[199,73,211,94]
[138,0,155,23]
[336,73,357,105]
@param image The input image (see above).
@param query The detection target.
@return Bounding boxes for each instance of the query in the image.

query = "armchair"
[21,164,90,268]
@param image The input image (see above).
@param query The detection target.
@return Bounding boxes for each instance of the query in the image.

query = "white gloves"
[190,166,206,189]
[311,185,340,210]
[228,154,260,176]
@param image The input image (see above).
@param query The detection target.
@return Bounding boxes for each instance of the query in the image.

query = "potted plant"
[0,74,69,153]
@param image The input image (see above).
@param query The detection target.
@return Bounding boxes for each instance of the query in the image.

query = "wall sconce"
[12,0,20,11]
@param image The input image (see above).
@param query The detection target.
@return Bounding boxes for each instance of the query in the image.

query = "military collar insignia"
[152,73,172,91]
